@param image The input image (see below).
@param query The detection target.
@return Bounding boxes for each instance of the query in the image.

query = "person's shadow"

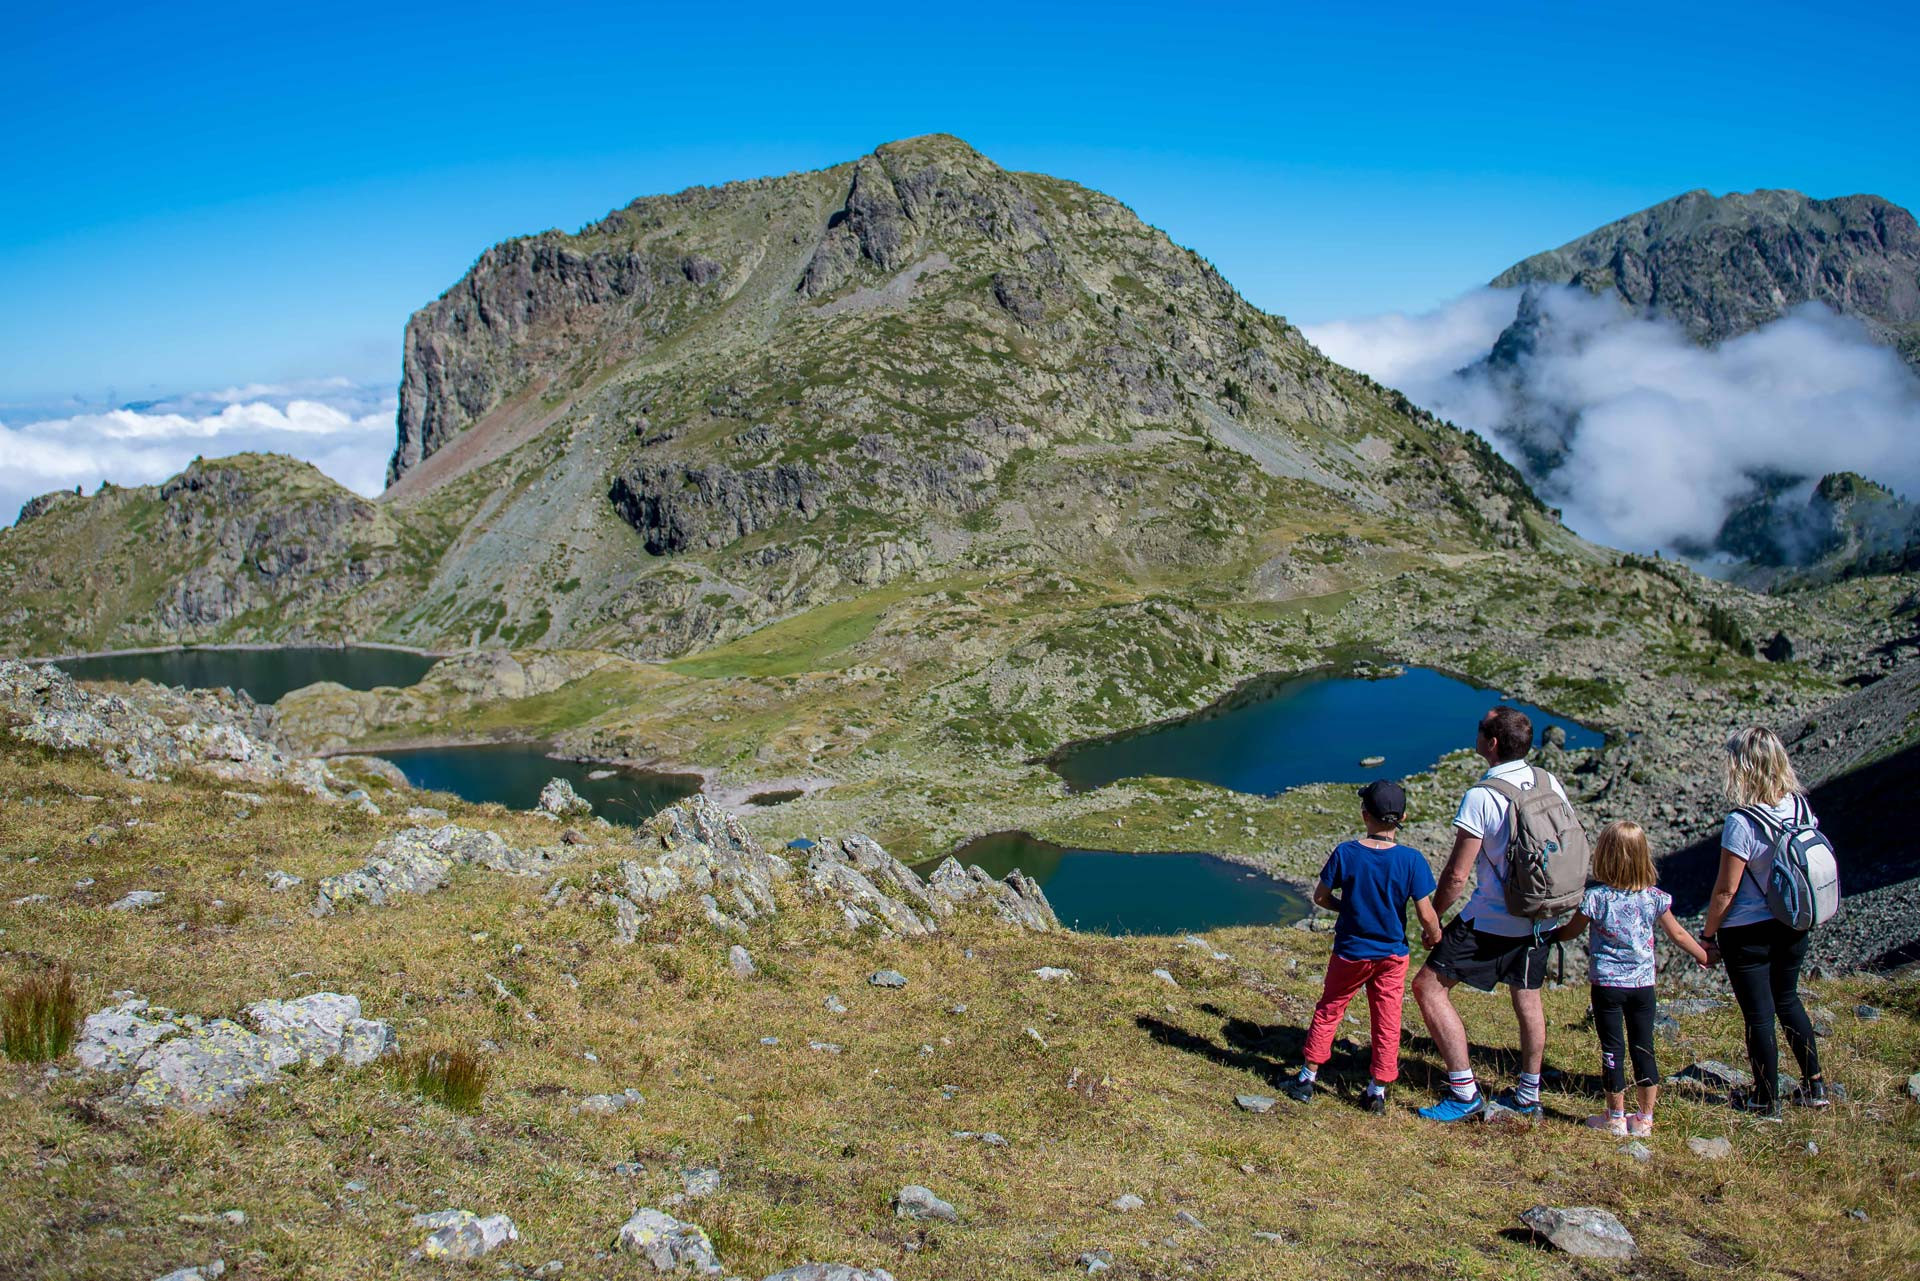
[1137,1002,1606,1109]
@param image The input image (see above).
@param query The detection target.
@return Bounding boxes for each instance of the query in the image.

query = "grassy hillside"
[2,739,1916,1280]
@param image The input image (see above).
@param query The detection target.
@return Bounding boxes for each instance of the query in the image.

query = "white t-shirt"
[1719,796,1813,930]
[1453,759,1570,938]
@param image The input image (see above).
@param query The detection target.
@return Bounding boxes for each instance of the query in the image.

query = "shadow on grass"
[1140,1001,1610,1105]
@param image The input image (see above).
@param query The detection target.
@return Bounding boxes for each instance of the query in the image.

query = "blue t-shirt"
[1319,839,1438,960]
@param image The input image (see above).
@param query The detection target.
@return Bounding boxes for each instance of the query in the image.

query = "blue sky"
[3,0,1914,407]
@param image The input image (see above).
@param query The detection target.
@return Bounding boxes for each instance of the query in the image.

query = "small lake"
[1051,666,1603,795]
[52,646,438,704]
[379,743,701,821]
[918,831,1309,936]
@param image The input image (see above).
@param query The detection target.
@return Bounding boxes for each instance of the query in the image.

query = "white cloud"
[0,381,394,528]
[1304,288,1920,555]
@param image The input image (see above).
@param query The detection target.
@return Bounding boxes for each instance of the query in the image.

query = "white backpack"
[1737,795,1841,931]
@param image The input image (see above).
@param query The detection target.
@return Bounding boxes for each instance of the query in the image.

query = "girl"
[1702,727,1829,1115]
[1553,820,1710,1136]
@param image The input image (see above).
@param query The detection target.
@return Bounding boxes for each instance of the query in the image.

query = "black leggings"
[1591,984,1657,1093]
[1720,919,1821,1105]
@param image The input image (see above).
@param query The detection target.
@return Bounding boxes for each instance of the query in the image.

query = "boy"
[1284,779,1443,1112]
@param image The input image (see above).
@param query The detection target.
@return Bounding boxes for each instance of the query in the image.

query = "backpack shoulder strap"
[1477,771,1529,805]
[1736,804,1785,838]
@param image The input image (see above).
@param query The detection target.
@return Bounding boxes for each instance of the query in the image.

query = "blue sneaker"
[1492,1087,1542,1116]
[1417,1092,1487,1122]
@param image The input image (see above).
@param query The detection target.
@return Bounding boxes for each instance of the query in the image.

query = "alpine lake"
[49,651,1600,937]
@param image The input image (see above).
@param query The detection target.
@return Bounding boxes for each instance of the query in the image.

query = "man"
[1412,705,1567,1122]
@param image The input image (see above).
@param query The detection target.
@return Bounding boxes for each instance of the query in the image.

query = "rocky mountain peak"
[1490,188,1920,354]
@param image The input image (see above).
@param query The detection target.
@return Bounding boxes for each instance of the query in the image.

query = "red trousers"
[1303,953,1409,1083]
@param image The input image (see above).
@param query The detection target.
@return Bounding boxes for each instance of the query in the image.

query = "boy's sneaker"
[1282,1075,1316,1104]
[1789,1079,1832,1109]
[1627,1112,1654,1137]
[1491,1086,1542,1117]
[1417,1093,1486,1123]
[1584,1112,1628,1136]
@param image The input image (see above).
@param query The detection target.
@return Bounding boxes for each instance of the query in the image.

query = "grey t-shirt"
[1719,796,1814,929]
[1583,884,1672,988]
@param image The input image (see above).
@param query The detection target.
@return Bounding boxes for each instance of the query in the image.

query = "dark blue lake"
[918,831,1310,935]
[378,742,700,821]
[52,646,438,704]
[1051,666,1602,795]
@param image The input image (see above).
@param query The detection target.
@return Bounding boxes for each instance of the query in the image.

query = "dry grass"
[0,739,1916,1280]
[2,964,78,1063]
[394,1045,490,1113]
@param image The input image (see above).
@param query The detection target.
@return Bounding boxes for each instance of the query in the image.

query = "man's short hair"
[1479,706,1533,763]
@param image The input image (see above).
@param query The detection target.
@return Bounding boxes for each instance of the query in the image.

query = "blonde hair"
[1722,726,1801,808]
[1592,820,1657,892]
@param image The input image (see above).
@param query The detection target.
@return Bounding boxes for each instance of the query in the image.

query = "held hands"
[1702,937,1722,968]
[1420,921,1444,948]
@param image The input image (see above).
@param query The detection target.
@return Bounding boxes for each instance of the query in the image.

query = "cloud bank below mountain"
[0,380,392,527]
[1304,288,1920,556]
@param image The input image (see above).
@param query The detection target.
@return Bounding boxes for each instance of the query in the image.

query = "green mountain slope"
[1,135,1560,659]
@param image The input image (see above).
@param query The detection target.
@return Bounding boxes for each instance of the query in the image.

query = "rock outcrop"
[0,658,340,793]
[596,795,1055,943]
[76,992,395,1112]
[312,824,570,917]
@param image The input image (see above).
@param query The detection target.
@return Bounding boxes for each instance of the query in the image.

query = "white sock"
[1365,1081,1387,1097]
[1298,1064,1318,1083]
[1447,1070,1477,1102]
[1516,1071,1542,1105]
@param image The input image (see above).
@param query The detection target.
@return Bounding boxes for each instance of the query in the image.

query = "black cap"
[1358,779,1406,820]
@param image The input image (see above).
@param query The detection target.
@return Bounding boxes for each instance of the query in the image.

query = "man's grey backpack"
[1736,795,1841,931]
[1481,767,1590,920]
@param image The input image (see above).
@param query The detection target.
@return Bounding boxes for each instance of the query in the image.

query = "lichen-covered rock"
[923,856,1058,930]
[613,1207,721,1274]
[75,999,182,1072]
[539,777,592,818]
[1518,1205,1637,1259]
[892,1185,958,1222]
[312,824,567,916]
[152,1261,225,1281]
[0,658,337,794]
[77,991,393,1112]
[415,1210,519,1261]
[602,795,792,936]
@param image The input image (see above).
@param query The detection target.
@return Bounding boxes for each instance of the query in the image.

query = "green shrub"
[3,966,80,1063]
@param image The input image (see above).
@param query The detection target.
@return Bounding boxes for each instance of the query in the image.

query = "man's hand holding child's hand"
[1420,921,1444,948]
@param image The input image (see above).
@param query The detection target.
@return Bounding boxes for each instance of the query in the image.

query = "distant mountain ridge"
[1492,188,1920,363]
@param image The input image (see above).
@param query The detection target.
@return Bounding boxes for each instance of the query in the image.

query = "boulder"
[539,777,593,818]
[1519,1206,1637,1259]
[1235,1094,1276,1114]
[728,945,757,978]
[1687,1136,1734,1160]
[416,1211,519,1261]
[762,1267,897,1281]
[152,1262,225,1281]
[868,970,908,989]
[77,991,392,1112]
[613,1208,722,1274]
[577,1089,645,1115]
[108,890,165,911]
[1668,1060,1752,1091]
[1032,967,1074,982]
[892,1185,958,1222]
[1111,1194,1145,1212]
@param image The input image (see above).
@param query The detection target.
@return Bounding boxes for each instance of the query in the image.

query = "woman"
[1702,727,1830,1115]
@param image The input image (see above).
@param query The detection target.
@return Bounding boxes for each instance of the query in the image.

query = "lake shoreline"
[1043,657,1610,795]
[19,640,453,663]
